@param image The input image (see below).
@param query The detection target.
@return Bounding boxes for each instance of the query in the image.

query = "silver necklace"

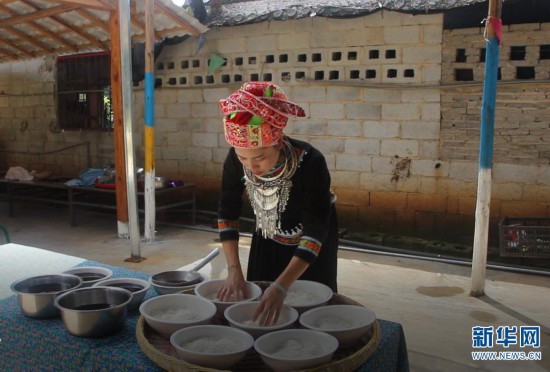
[243,140,298,239]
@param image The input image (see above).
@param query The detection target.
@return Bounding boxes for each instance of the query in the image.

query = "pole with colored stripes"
[470,0,503,296]
[144,0,156,242]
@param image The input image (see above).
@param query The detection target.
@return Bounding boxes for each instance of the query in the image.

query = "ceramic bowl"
[224,301,298,338]
[194,279,262,314]
[299,305,376,347]
[93,277,150,309]
[170,325,254,369]
[254,329,339,371]
[283,280,333,313]
[139,294,217,338]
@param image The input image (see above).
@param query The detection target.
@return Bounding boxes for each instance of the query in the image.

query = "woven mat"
[136,283,380,372]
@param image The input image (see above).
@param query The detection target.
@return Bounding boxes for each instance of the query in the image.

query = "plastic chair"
[0,223,10,243]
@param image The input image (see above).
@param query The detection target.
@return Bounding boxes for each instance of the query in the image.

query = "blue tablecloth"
[0,261,408,371]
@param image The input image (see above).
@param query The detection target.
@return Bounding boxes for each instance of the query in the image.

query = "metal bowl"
[92,277,150,309]
[54,286,132,338]
[151,270,204,287]
[62,266,113,287]
[10,274,83,319]
[149,273,208,295]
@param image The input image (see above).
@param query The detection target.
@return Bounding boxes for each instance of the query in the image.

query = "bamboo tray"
[136,283,380,371]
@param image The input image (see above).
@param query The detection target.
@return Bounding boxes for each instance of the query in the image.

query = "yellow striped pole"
[144,0,156,242]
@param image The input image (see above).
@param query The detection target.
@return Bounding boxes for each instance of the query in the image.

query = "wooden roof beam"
[21,0,108,51]
[130,3,162,41]
[154,0,201,36]
[0,37,35,58]
[76,8,109,33]
[0,46,18,60]
[50,15,108,51]
[3,26,53,54]
[0,4,80,28]
[27,23,79,53]
[0,4,78,53]
[1,0,24,4]
[51,0,115,11]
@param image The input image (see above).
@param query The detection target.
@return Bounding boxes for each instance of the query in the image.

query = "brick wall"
[149,11,466,240]
[0,56,115,176]
[1,11,548,245]
[441,23,550,238]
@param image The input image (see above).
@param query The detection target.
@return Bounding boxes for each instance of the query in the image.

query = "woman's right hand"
[217,266,248,302]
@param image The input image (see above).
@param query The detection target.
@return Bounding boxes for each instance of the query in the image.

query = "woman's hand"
[217,266,248,302]
[252,283,286,326]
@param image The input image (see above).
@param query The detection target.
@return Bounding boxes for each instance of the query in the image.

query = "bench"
[0,179,196,226]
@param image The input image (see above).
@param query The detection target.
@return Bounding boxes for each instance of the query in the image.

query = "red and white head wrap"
[219,82,306,148]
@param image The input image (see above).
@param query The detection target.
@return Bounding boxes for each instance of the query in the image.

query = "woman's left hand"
[252,284,286,326]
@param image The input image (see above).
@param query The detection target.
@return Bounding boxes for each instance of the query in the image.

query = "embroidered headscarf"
[219,82,306,148]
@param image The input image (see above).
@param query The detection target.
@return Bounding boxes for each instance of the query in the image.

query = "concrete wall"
[440,23,550,240]
[0,11,548,244]
[0,56,115,175]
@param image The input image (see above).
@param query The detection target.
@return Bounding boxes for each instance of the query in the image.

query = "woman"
[217,82,338,325]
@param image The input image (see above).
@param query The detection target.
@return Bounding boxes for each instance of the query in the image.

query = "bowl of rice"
[224,301,299,338]
[283,280,333,313]
[299,305,377,347]
[170,324,254,369]
[139,294,216,338]
[254,329,339,371]
[194,279,262,314]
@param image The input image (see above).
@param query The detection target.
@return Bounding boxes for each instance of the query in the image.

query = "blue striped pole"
[470,0,502,296]
[144,0,156,242]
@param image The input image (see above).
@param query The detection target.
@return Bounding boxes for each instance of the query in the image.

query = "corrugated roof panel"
[0,0,208,63]
[205,0,492,25]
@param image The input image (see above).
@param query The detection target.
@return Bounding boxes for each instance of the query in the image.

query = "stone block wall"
[0,56,115,177]
[148,11,469,240]
[441,23,550,236]
[1,11,548,245]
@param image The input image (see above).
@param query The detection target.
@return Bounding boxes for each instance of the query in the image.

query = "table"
[0,259,409,371]
[0,179,196,226]
[0,243,85,299]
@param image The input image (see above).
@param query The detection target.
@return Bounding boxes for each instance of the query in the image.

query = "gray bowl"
[10,274,83,319]
[62,266,113,287]
[151,270,204,287]
[54,286,132,338]
[92,277,150,309]
[149,273,208,295]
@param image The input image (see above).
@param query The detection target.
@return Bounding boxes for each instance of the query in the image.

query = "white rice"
[242,319,262,326]
[271,339,323,358]
[151,307,200,321]
[182,336,243,354]
[284,289,323,306]
[242,318,284,327]
[313,315,355,329]
[207,292,240,302]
